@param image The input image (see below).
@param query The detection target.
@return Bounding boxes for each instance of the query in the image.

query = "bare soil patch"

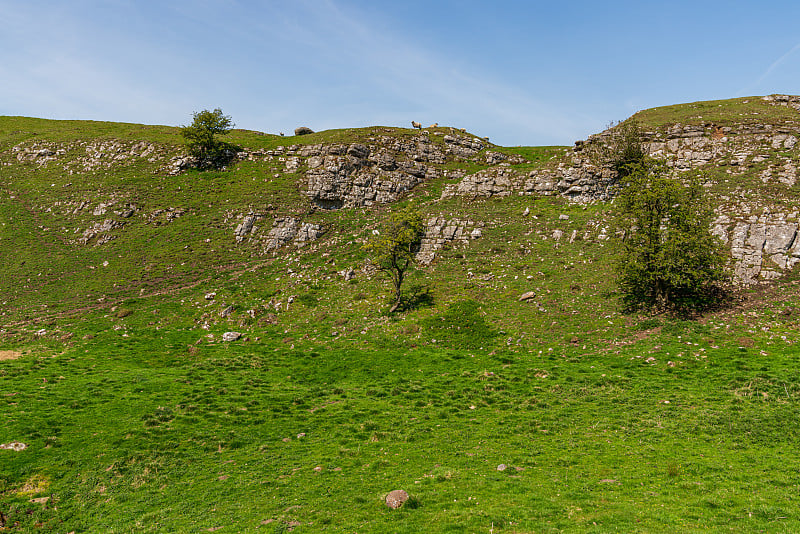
[0,350,22,361]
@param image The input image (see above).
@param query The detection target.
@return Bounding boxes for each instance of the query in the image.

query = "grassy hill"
[2,99,800,532]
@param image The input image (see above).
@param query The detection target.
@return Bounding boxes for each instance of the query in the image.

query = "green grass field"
[4,296,800,532]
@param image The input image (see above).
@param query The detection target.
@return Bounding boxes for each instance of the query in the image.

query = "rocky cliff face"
[637,96,800,285]
[441,95,800,284]
[233,131,507,210]
[440,157,615,203]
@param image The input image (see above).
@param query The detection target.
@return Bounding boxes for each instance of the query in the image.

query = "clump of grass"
[400,324,420,335]
[667,462,681,478]
[404,494,421,509]
[296,293,319,307]
[420,300,498,350]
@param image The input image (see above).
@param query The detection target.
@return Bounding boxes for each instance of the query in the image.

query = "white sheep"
[429,123,438,128]
[411,121,422,130]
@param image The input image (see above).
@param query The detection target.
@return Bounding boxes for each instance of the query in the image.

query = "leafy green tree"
[614,159,727,312]
[363,208,426,313]
[181,108,238,169]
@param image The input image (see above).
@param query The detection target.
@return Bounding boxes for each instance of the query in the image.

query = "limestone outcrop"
[303,142,435,209]
[233,214,324,252]
[230,131,495,209]
[712,211,800,284]
[440,157,615,203]
[417,217,483,265]
[440,95,800,284]
[265,217,324,251]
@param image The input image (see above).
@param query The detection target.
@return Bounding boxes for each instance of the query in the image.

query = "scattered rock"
[338,268,355,281]
[496,464,507,471]
[76,219,124,246]
[222,332,242,342]
[0,442,28,452]
[518,291,536,301]
[385,489,410,509]
[294,126,314,136]
[234,213,260,242]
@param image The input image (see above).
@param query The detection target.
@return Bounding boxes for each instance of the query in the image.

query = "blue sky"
[2,0,800,146]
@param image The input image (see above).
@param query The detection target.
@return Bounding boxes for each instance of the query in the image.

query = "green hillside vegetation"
[632,96,800,130]
[2,99,800,532]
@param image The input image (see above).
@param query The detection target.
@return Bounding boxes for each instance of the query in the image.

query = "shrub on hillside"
[613,159,728,313]
[181,108,239,169]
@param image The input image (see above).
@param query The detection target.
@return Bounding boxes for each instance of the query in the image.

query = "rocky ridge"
[7,98,800,284]
[441,95,800,284]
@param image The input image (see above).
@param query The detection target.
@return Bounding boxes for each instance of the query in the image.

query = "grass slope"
[2,102,800,532]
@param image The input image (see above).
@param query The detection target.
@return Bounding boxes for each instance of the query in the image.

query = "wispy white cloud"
[0,0,592,144]
[243,0,589,144]
[737,41,800,96]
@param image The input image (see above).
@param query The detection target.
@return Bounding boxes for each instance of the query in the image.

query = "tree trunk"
[389,270,404,313]
[655,279,668,310]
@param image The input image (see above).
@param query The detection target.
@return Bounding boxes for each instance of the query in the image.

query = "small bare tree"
[363,208,426,313]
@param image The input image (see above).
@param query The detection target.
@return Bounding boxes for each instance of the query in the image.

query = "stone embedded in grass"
[518,291,536,302]
[385,489,409,509]
[222,332,242,342]
[0,441,27,452]
[496,464,507,471]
